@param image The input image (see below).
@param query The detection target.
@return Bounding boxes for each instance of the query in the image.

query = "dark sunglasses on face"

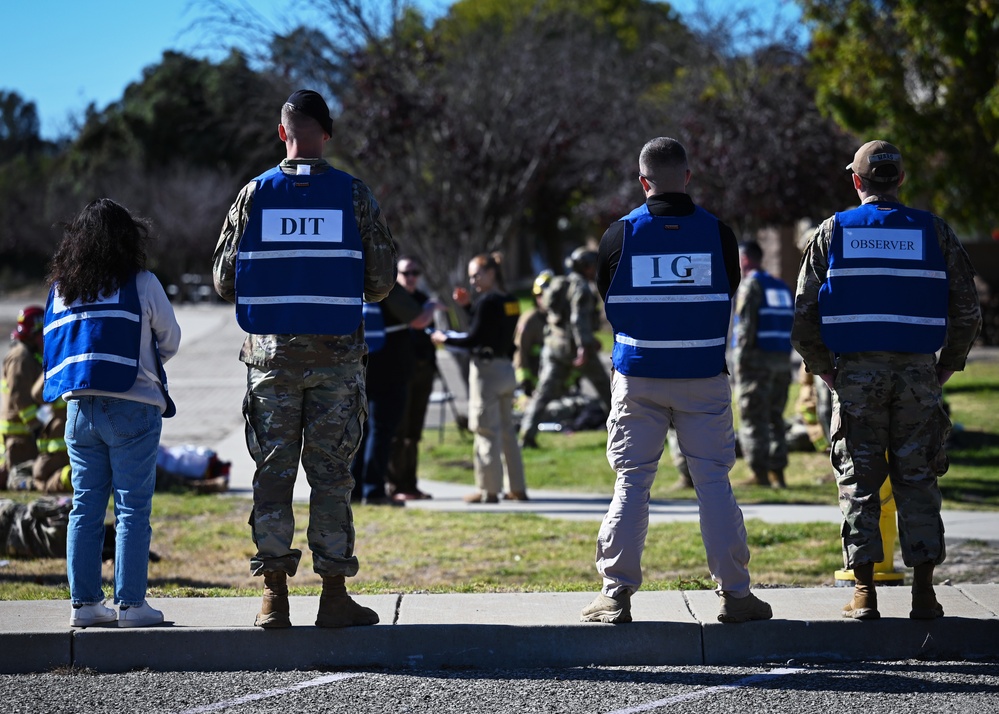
[400,270,422,277]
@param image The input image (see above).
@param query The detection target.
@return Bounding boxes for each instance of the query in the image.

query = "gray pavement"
[1,301,998,673]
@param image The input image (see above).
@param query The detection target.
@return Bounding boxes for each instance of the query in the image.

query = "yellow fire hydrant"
[834,477,906,586]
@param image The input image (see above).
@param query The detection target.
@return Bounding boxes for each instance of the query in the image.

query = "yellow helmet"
[532,270,554,296]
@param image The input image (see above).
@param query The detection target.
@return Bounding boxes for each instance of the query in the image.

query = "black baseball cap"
[284,89,333,136]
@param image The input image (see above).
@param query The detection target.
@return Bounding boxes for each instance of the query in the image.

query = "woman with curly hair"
[43,198,181,628]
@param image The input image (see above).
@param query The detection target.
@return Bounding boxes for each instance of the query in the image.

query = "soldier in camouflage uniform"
[513,271,551,398]
[792,140,981,621]
[214,90,396,629]
[518,248,611,448]
[732,240,794,488]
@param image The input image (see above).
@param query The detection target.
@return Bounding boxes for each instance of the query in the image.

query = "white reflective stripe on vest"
[238,249,363,260]
[237,295,363,306]
[605,293,729,304]
[821,314,947,326]
[827,267,947,280]
[45,352,138,380]
[757,331,791,339]
[759,308,794,316]
[615,334,727,349]
[43,309,141,335]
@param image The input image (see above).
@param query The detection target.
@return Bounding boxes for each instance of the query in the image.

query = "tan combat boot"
[316,574,379,628]
[842,562,879,620]
[254,571,291,628]
[910,562,944,619]
[768,470,787,489]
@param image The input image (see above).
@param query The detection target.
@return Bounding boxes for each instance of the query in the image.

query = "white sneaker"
[70,601,117,627]
[117,600,164,628]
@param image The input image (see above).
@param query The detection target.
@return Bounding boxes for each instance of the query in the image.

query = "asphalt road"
[3,660,999,714]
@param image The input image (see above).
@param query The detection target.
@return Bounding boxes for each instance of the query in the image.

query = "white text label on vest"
[261,209,344,243]
[842,228,923,260]
[631,253,713,287]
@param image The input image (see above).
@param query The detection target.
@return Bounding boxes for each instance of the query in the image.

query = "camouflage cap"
[846,140,903,183]
[285,89,333,136]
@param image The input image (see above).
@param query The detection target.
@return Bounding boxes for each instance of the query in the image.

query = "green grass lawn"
[1,359,995,600]
[425,360,999,510]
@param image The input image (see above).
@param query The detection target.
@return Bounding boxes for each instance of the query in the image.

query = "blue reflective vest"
[819,202,947,354]
[605,204,731,378]
[235,166,365,335]
[362,302,385,353]
[733,271,793,353]
[42,276,143,399]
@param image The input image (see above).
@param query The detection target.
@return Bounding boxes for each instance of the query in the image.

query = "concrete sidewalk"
[2,303,998,674]
[2,587,998,673]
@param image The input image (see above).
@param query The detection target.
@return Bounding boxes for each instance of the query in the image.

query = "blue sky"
[1,0,803,140]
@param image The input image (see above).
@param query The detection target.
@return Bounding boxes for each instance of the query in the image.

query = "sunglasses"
[400,270,422,277]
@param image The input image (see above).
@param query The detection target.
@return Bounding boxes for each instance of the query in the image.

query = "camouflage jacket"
[213,158,397,369]
[791,195,982,375]
[544,273,601,356]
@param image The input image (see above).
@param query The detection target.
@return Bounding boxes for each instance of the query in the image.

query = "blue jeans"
[66,396,161,607]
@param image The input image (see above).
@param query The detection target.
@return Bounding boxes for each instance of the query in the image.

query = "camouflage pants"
[519,348,612,440]
[830,353,949,569]
[733,356,791,474]
[243,364,366,578]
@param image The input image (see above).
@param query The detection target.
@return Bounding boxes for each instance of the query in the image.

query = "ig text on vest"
[733,271,793,353]
[235,167,364,335]
[42,275,142,402]
[605,204,731,378]
[819,203,947,354]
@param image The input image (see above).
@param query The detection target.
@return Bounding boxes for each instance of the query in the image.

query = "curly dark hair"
[47,198,150,305]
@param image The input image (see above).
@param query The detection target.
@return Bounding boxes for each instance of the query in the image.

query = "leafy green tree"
[0,91,46,163]
[66,50,289,187]
[54,50,293,284]
[799,0,999,235]
[0,91,64,283]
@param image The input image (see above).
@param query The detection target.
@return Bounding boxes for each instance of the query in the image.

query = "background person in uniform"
[582,136,772,625]
[1,306,44,489]
[431,253,528,503]
[213,89,396,629]
[792,140,982,621]
[732,240,795,488]
[513,270,552,400]
[387,255,441,502]
[519,248,612,448]
[352,268,437,505]
[45,198,181,628]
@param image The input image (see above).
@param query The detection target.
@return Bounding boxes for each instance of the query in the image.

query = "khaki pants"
[468,356,525,495]
[596,372,752,596]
